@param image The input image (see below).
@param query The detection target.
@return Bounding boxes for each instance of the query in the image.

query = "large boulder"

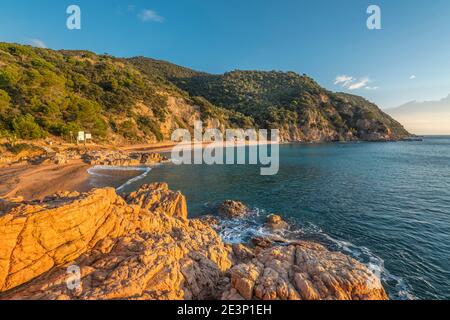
[124,183,188,220]
[265,214,289,230]
[218,200,250,218]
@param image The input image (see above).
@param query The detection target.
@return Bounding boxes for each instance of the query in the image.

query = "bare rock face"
[265,214,289,230]
[0,187,388,301]
[221,242,388,300]
[124,183,188,220]
[218,200,250,219]
[251,236,275,249]
[195,215,221,228]
[231,244,256,263]
[0,183,232,299]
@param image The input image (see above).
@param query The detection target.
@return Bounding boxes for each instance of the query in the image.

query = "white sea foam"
[87,165,152,192]
[212,206,416,300]
[314,229,417,300]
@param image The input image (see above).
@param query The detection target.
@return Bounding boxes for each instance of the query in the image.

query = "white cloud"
[335,75,375,90]
[334,75,354,87]
[409,75,416,80]
[348,78,370,90]
[139,9,164,23]
[30,39,46,48]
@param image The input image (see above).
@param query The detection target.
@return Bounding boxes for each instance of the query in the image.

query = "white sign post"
[77,131,85,145]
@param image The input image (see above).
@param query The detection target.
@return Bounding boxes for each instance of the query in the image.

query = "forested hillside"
[0,43,409,143]
[131,59,409,141]
[0,43,249,143]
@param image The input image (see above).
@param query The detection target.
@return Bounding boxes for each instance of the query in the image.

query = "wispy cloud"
[30,39,46,48]
[409,75,416,80]
[138,9,164,23]
[334,75,376,90]
[348,78,370,90]
[334,75,354,87]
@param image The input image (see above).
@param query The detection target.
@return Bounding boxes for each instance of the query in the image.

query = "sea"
[87,136,450,300]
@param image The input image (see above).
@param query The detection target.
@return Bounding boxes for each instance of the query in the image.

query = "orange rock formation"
[0,183,388,300]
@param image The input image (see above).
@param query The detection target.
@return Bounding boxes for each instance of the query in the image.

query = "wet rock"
[196,215,221,228]
[251,237,274,249]
[218,200,249,218]
[265,214,289,230]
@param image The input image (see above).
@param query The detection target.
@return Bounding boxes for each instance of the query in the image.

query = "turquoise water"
[92,137,450,300]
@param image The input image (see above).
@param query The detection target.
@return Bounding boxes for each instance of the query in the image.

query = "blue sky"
[1,0,449,109]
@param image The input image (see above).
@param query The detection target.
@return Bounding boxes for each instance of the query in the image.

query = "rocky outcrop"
[124,183,188,220]
[0,198,21,216]
[29,149,82,165]
[0,142,168,168]
[195,215,221,228]
[218,200,250,219]
[0,185,388,300]
[265,214,289,231]
[82,151,167,166]
[0,184,232,299]
[222,243,388,300]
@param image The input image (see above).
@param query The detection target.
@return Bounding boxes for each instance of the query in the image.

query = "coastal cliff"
[0,183,387,300]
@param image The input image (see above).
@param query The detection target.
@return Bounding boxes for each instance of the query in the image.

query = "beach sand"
[0,160,92,201]
[0,140,280,201]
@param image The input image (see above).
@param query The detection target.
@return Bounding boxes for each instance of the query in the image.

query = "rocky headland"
[0,183,388,300]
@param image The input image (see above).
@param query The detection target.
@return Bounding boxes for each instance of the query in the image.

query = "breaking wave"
[87,165,152,192]
[210,205,416,300]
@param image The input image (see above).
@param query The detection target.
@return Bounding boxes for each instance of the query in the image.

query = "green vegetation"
[136,116,164,142]
[1,142,42,155]
[190,96,255,129]
[129,57,408,140]
[0,43,409,143]
[0,43,169,141]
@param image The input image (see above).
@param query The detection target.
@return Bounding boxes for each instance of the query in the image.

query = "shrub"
[12,114,46,139]
[137,116,164,141]
[2,142,40,155]
[0,89,11,111]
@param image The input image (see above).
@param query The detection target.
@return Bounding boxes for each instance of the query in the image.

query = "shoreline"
[0,140,282,201]
[0,160,92,201]
[1,140,428,299]
[0,182,389,300]
[0,137,420,202]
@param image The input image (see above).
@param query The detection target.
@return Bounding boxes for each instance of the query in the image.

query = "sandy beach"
[0,140,281,201]
[0,160,92,201]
